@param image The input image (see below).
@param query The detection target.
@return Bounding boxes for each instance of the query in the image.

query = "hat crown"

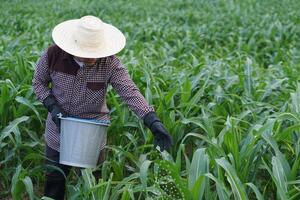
[73,16,105,52]
[79,15,103,31]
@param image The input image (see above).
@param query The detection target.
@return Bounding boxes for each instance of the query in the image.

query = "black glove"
[43,95,67,129]
[143,112,173,152]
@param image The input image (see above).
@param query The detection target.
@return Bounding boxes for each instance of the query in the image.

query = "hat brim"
[52,19,126,58]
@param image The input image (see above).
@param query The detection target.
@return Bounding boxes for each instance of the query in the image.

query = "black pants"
[44,145,105,200]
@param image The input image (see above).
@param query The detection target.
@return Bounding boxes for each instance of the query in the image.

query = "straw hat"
[52,15,126,58]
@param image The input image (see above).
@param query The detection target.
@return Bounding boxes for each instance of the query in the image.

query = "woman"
[32,15,173,199]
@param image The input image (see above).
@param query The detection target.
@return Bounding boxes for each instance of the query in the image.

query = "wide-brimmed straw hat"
[52,15,126,58]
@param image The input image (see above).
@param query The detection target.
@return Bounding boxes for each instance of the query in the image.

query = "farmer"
[32,15,173,199]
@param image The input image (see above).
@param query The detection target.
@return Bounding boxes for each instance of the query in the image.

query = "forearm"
[114,82,155,118]
[109,55,154,118]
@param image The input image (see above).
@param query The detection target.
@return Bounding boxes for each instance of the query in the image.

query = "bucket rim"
[59,116,110,126]
[59,160,96,168]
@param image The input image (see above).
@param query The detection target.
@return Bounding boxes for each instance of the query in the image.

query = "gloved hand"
[143,112,173,152]
[43,95,67,129]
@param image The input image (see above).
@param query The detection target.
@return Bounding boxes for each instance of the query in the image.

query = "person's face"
[74,56,98,66]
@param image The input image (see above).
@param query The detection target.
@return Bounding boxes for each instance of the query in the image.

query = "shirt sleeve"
[108,55,155,119]
[32,49,52,102]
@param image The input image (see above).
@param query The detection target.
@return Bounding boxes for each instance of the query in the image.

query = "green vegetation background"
[1,0,300,199]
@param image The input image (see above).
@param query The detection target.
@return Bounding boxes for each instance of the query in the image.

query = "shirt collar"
[73,57,85,68]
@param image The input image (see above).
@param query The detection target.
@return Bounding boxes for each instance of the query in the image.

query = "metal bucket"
[59,116,110,168]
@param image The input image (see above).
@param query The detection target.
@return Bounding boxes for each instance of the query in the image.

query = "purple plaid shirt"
[32,45,154,151]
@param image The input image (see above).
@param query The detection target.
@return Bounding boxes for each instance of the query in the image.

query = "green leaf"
[246,183,264,200]
[15,96,42,124]
[180,77,191,103]
[41,197,55,200]
[140,160,152,190]
[204,173,230,199]
[215,158,248,200]
[244,57,253,97]
[188,148,209,200]
[22,176,34,200]
[11,165,23,200]
[272,156,288,193]
[1,116,29,142]
[290,83,300,113]
[262,158,288,200]
[191,175,205,200]
[82,168,97,200]
[120,186,132,200]
[102,173,113,200]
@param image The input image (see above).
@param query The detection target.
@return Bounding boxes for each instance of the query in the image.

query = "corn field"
[1,0,300,199]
